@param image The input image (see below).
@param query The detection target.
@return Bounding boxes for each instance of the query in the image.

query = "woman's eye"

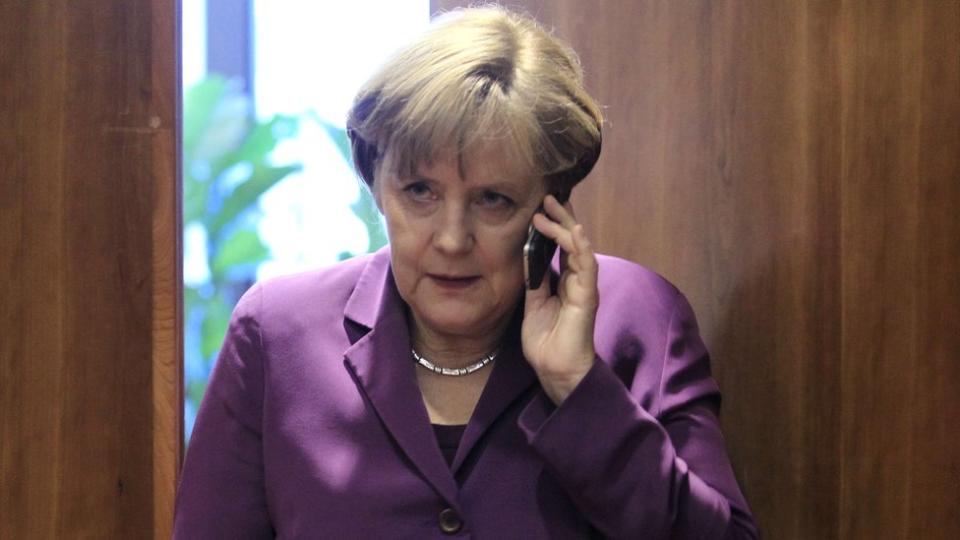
[403,182,434,200]
[476,191,513,209]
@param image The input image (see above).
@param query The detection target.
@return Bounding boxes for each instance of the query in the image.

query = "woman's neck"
[408,314,509,369]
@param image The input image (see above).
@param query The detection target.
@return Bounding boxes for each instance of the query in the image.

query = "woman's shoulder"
[591,255,714,415]
[259,251,377,299]
[594,253,682,314]
[237,249,387,328]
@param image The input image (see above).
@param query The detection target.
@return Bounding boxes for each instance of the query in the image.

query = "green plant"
[182,75,301,422]
[182,76,387,437]
[315,115,387,259]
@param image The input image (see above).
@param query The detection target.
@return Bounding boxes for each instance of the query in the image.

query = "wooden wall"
[432,1,960,538]
[0,1,181,538]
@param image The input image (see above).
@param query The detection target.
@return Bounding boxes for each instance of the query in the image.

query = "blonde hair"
[346,5,602,192]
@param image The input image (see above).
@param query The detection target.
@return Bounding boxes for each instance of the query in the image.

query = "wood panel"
[839,1,960,538]
[429,2,959,538]
[434,1,841,537]
[0,1,181,538]
[561,3,841,536]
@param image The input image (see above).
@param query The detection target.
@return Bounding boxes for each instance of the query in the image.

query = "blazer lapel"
[341,249,461,509]
[450,266,561,474]
[451,315,539,474]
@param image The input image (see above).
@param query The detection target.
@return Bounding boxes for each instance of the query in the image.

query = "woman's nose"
[432,207,474,255]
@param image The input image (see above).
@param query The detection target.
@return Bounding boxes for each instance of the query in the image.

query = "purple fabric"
[174,247,758,539]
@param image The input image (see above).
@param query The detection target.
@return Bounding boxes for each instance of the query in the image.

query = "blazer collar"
[342,247,461,508]
[341,247,538,504]
[451,323,538,475]
[342,246,393,330]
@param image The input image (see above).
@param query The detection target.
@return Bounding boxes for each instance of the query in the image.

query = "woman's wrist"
[535,356,595,405]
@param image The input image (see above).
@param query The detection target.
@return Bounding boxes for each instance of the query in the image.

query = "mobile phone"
[523,130,602,290]
[524,189,570,290]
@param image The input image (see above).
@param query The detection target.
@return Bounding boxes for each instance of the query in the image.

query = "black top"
[431,424,467,467]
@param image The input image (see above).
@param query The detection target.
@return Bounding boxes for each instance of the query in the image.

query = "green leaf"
[183,285,202,312]
[210,115,298,178]
[310,114,385,253]
[315,115,353,164]
[211,228,269,277]
[182,171,209,225]
[182,76,229,159]
[186,379,208,410]
[351,186,388,252]
[208,163,301,238]
[200,296,232,360]
[193,102,250,162]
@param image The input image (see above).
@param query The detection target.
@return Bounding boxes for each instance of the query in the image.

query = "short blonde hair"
[346,6,602,193]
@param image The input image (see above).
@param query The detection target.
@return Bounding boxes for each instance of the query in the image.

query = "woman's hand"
[522,195,599,406]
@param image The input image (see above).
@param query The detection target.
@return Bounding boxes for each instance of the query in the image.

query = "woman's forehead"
[418,149,541,187]
[428,137,536,176]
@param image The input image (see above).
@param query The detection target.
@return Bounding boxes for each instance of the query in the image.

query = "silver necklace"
[411,348,497,376]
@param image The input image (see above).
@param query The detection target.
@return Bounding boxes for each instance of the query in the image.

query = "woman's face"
[375,149,546,342]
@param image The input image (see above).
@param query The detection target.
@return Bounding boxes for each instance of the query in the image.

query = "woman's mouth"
[428,274,480,289]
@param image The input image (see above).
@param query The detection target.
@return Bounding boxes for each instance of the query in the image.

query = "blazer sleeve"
[517,292,759,539]
[173,284,275,539]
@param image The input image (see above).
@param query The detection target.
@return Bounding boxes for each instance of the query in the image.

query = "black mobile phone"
[524,190,570,290]
[524,129,602,290]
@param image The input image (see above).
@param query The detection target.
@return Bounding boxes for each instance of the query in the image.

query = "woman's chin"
[413,305,501,339]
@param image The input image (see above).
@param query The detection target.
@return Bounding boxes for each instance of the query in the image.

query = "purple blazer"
[174,247,758,539]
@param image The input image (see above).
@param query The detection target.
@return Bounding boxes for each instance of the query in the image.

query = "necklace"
[411,348,497,376]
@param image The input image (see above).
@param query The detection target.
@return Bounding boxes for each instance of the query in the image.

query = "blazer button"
[438,507,462,534]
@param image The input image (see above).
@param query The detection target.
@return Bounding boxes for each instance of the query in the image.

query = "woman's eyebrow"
[398,172,435,184]
[405,165,533,193]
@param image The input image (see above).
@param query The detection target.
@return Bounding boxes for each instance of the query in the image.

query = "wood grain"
[429,2,959,538]
[0,1,181,538]
[839,1,960,538]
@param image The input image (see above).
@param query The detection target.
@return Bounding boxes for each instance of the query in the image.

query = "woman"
[175,7,758,539]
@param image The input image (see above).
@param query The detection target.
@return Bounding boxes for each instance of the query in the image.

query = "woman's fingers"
[543,195,577,228]
[531,213,576,254]
[531,212,595,275]
[571,224,598,284]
